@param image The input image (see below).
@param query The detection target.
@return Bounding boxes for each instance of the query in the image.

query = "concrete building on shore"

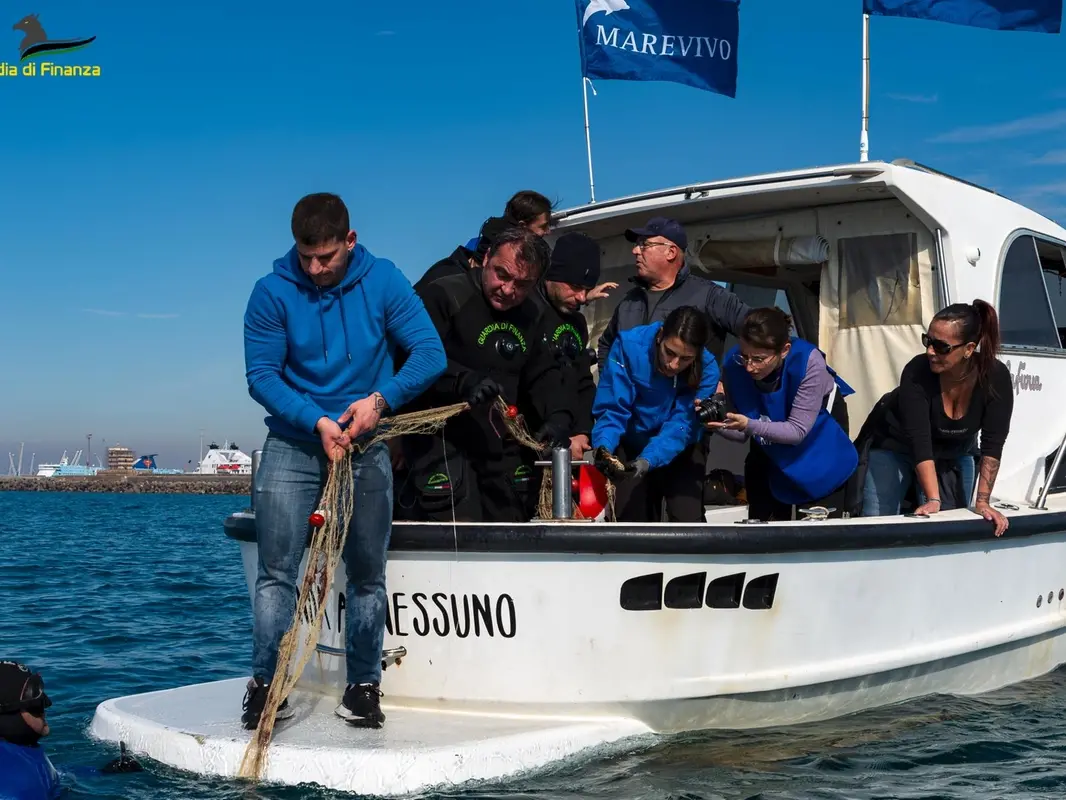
[107,445,136,471]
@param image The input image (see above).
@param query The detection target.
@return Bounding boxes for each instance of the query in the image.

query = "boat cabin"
[552,159,1066,510]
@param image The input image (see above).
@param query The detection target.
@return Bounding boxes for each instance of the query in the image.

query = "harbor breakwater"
[0,474,252,495]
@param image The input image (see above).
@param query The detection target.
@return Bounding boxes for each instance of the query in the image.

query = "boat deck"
[90,678,651,795]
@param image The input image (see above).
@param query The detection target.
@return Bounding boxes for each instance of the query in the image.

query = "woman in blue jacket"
[591,305,720,522]
[702,307,858,521]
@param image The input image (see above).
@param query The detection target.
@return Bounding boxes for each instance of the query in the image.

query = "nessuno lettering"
[595,26,732,60]
[325,591,517,639]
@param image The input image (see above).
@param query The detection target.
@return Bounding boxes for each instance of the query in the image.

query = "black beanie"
[545,232,600,288]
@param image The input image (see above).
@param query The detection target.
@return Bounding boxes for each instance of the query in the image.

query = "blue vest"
[723,337,858,505]
[0,741,61,800]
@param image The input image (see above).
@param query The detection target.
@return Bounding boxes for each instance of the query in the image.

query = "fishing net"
[237,396,614,782]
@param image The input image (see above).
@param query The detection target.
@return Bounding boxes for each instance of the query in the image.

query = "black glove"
[462,375,504,407]
[535,420,570,449]
[626,458,650,481]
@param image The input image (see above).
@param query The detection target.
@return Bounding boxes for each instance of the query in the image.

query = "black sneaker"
[334,682,385,728]
[240,676,294,730]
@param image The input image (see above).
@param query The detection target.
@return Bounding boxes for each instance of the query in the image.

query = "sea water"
[3,490,1066,799]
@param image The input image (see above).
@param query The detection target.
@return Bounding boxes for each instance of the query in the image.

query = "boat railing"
[1033,432,1066,510]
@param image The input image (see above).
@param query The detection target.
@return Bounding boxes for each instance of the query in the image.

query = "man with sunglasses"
[0,660,59,799]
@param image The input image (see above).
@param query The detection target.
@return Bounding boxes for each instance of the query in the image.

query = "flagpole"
[582,77,596,203]
[860,12,870,162]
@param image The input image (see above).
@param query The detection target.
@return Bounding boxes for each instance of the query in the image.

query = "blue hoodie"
[244,243,447,442]
[591,321,720,469]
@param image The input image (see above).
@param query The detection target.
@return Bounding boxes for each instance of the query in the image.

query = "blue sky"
[2,0,1066,470]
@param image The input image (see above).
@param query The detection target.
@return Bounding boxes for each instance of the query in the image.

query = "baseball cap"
[624,216,687,251]
[545,232,601,288]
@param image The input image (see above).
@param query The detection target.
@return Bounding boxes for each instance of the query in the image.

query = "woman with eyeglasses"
[701,307,858,521]
[858,300,1012,535]
[591,305,721,522]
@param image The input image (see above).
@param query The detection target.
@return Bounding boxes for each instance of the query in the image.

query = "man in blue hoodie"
[242,193,446,730]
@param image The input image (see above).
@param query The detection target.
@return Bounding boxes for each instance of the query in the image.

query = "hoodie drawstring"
[317,290,354,363]
[338,299,353,363]
[317,292,329,361]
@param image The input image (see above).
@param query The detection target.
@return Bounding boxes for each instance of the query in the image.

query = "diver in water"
[0,661,140,800]
[0,660,60,800]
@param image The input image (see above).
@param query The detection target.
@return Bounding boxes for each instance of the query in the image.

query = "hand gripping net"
[238,397,614,781]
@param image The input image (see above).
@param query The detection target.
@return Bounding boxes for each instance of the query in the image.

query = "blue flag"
[862,0,1062,32]
[576,0,740,98]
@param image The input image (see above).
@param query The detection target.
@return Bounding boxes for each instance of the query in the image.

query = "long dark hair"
[931,299,1001,388]
[659,306,710,389]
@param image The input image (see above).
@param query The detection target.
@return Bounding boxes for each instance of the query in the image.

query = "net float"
[308,511,327,528]
[506,405,519,419]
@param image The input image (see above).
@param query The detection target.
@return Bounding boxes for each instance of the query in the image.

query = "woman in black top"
[859,299,1013,536]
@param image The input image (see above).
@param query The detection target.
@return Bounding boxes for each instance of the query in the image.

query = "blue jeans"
[861,448,975,516]
[252,432,393,687]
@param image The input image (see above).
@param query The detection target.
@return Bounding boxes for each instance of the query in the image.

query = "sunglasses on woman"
[0,672,51,715]
[922,333,966,356]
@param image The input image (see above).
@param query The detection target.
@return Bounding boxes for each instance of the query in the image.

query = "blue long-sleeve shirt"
[591,321,720,469]
[244,243,446,441]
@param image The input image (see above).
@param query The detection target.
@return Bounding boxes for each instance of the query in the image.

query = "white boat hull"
[227,503,1066,733]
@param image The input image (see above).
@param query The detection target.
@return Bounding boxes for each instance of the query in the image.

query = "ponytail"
[971,298,1001,391]
[931,298,1002,391]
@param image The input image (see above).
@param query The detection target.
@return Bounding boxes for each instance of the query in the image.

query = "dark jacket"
[403,268,573,459]
[596,265,751,365]
[531,286,597,436]
[413,246,475,294]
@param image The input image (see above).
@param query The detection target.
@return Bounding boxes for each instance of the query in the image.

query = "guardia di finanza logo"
[3,13,99,77]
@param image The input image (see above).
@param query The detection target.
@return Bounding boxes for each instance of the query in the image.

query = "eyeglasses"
[635,240,674,251]
[733,352,776,367]
[922,333,966,356]
[0,672,51,715]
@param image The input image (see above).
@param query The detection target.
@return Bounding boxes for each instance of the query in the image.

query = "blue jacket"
[591,321,720,469]
[244,244,447,441]
[0,741,60,800]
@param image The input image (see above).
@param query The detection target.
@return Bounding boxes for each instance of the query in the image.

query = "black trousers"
[396,433,535,523]
[744,393,852,522]
[612,441,707,523]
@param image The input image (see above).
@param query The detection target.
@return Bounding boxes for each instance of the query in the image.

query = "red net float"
[505,405,519,419]
[308,511,326,528]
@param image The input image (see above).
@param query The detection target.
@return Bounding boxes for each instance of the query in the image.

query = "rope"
[237,395,614,782]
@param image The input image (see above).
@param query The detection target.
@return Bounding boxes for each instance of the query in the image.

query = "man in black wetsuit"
[531,231,601,461]
[399,226,573,522]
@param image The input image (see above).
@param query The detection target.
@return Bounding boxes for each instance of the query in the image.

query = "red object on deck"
[577,465,609,520]
[308,512,326,528]
[506,405,519,419]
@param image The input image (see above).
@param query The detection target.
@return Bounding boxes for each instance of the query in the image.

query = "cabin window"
[1034,238,1066,347]
[998,235,1062,350]
[837,233,922,329]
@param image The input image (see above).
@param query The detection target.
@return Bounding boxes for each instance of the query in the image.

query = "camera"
[696,392,728,424]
